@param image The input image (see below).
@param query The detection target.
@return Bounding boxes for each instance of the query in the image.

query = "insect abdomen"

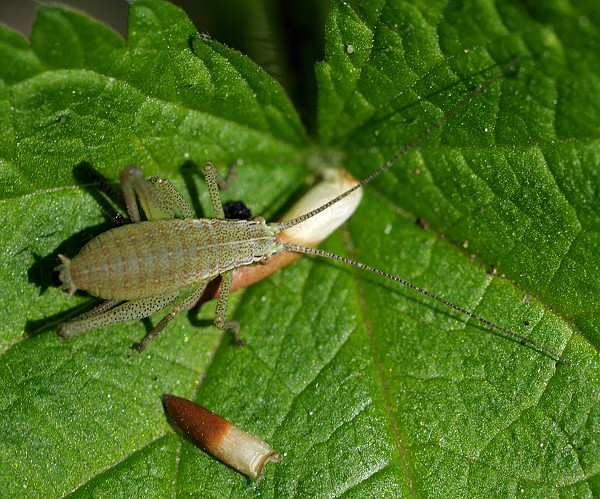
[60,219,276,300]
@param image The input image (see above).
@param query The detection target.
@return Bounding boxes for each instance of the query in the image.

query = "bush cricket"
[55,57,570,366]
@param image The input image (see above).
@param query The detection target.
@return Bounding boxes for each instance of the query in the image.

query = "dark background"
[0,0,333,131]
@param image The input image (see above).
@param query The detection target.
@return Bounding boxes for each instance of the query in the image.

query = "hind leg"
[57,291,180,340]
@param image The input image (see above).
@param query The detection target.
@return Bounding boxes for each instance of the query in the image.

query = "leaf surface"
[1,1,599,497]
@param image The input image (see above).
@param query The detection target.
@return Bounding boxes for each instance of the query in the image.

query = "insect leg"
[136,279,211,352]
[65,299,123,321]
[147,176,195,218]
[120,165,178,221]
[203,161,232,219]
[210,161,237,190]
[213,270,242,346]
[57,291,180,340]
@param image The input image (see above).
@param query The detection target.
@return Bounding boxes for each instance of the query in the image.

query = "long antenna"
[271,56,570,366]
[281,243,571,366]
[276,56,520,232]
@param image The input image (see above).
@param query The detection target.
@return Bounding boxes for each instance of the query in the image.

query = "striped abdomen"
[62,219,278,300]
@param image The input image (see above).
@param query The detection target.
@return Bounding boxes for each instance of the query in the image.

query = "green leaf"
[1,0,599,497]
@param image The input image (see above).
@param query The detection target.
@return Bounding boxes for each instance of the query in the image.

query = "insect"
[55,58,569,366]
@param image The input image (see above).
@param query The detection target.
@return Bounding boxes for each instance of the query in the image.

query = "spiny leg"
[65,299,123,322]
[208,161,237,190]
[203,161,237,219]
[147,175,195,218]
[120,165,180,222]
[136,279,211,352]
[57,291,180,340]
[213,270,242,346]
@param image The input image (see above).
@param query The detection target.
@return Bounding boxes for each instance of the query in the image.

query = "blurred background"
[0,0,334,131]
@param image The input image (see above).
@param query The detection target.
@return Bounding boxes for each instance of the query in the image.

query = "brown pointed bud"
[162,394,281,479]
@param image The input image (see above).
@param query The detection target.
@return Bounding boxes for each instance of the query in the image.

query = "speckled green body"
[64,218,281,301]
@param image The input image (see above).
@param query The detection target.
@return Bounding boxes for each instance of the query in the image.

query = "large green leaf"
[1,0,599,497]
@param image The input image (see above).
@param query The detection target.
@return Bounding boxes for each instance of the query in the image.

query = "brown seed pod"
[162,394,281,479]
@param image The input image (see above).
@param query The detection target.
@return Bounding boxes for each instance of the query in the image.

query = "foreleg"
[203,162,237,219]
[120,165,184,222]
